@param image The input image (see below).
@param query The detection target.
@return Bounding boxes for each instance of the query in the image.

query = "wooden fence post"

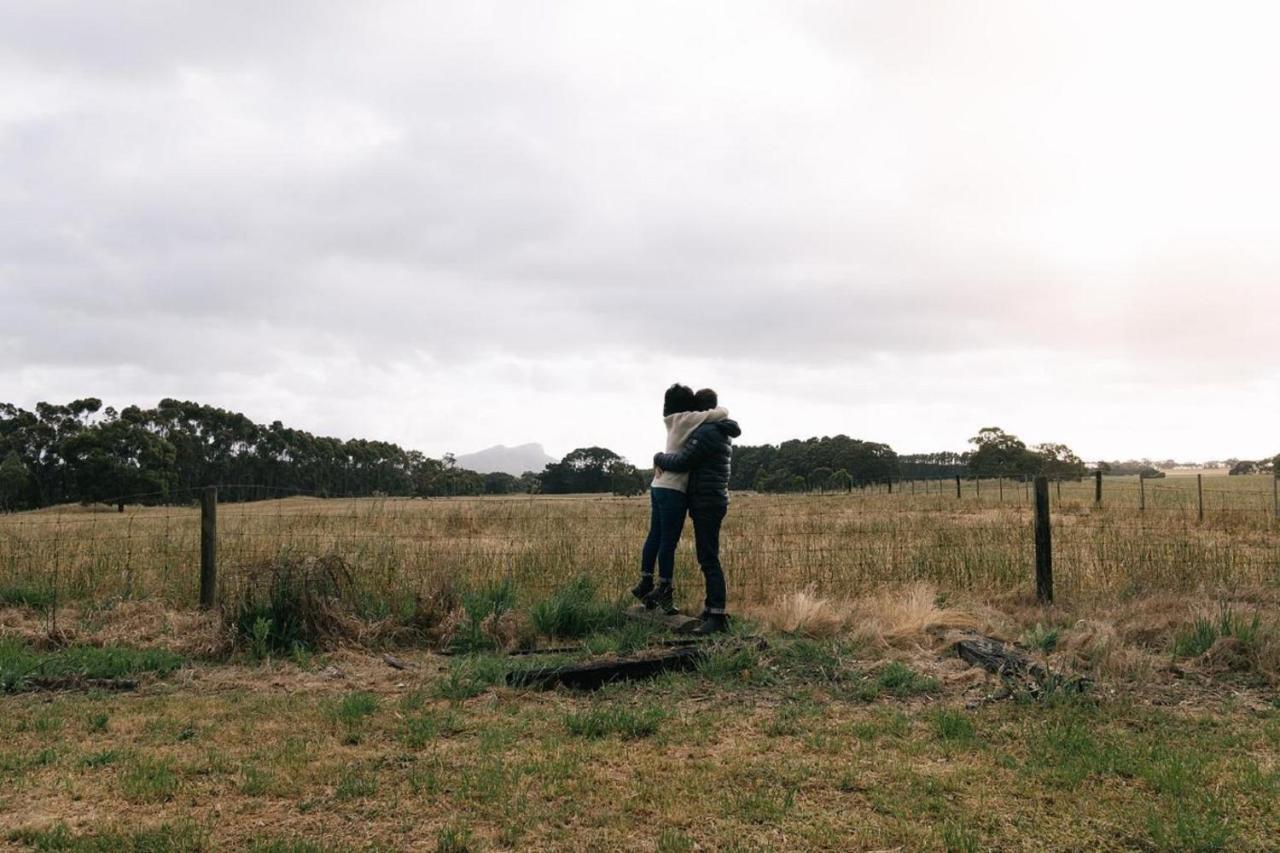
[998,477,1004,502]
[1034,476,1052,603]
[955,475,962,498]
[1197,473,1204,523]
[1139,474,1146,512]
[976,477,981,497]
[1274,474,1278,521]
[200,486,217,609]
[1094,470,1102,505]
[888,479,893,495]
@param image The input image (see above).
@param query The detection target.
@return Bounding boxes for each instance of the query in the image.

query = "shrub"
[530,575,622,639]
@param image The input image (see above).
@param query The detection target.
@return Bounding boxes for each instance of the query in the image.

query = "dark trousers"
[689,504,727,614]
[640,487,688,584]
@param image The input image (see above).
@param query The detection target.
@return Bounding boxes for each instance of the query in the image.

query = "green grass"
[119,756,179,803]
[433,654,506,700]
[564,704,666,739]
[529,574,623,638]
[0,640,185,692]
[1172,606,1265,659]
[0,584,55,611]
[8,822,206,852]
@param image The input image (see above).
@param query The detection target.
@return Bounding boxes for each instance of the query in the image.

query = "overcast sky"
[3,1,1278,465]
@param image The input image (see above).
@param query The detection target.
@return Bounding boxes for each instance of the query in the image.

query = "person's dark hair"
[693,388,718,411]
[663,383,696,416]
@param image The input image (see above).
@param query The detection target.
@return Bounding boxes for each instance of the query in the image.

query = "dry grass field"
[1,475,1279,850]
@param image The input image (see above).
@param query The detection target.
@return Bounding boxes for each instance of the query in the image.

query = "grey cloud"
[3,2,1278,459]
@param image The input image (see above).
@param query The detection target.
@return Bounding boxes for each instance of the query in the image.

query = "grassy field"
[1,474,1277,614]
[1,477,1279,850]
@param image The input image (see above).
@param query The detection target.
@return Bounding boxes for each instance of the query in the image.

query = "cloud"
[3,1,1278,460]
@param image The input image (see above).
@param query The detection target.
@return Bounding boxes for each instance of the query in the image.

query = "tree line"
[4,399,1268,510]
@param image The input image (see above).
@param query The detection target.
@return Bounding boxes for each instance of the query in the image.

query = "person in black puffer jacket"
[652,388,741,634]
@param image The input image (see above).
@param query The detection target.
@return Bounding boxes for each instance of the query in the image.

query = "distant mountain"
[455,443,556,476]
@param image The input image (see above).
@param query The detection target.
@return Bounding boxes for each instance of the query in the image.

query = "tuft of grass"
[873,661,940,699]
[931,708,976,744]
[433,654,506,700]
[435,825,473,853]
[0,585,55,612]
[333,763,377,801]
[656,829,694,853]
[564,704,665,740]
[328,691,378,744]
[1173,606,1264,659]
[8,821,207,851]
[1,641,184,693]
[119,756,179,803]
[941,820,982,853]
[1022,623,1060,654]
[448,579,517,653]
[530,575,622,638]
[401,708,462,749]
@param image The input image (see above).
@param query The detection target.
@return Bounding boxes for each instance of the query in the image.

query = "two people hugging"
[632,383,741,635]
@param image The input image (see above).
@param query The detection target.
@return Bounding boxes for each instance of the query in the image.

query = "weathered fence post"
[1197,473,1204,523]
[976,477,981,497]
[1034,476,1052,603]
[200,486,217,609]
[887,479,893,495]
[955,475,962,498]
[1274,474,1279,521]
[1139,473,1146,511]
[998,477,1004,502]
[1094,470,1102,505]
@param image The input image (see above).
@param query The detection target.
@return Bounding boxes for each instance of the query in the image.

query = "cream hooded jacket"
[651,407,728,492]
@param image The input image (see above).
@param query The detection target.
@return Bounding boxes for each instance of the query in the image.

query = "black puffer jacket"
[653,419,741,509]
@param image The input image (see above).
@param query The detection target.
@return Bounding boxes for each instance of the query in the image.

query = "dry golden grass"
[1,474,1276,620]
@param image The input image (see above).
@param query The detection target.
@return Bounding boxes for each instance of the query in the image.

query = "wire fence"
[1,476,1277,612]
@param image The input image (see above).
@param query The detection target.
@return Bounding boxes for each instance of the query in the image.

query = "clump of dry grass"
[1060,618,1157,682]
[0,600,231,657]
[847,583,983,649]
[749,585,851,637]
[751,582,986,649]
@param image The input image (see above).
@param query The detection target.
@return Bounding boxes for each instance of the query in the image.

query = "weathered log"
[954,635,1046,680]
[953,633,1090,695]
[509,646,706,690]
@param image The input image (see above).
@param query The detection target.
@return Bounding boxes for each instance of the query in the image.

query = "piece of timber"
[508,646,706,690]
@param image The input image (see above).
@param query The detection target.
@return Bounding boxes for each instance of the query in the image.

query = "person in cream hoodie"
[632,384,728,614]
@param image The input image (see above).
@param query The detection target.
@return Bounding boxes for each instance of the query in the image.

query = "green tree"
[0,450,32,511]
[539,447,629,494]
[967,427,1032,479]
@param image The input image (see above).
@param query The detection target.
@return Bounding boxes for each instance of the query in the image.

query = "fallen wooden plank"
[508,646,706,690]
[623,603,701,634]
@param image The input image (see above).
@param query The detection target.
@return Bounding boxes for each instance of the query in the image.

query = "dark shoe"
[631,575,655,603]
[642,583,678,615]
[692,613,729,635]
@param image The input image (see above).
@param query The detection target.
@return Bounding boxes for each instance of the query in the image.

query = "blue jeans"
[690,505,727,613]
[640,487,688,584]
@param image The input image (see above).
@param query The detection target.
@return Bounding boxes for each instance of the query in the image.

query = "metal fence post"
[200,486,217,609]
[1034,476,1052,603]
